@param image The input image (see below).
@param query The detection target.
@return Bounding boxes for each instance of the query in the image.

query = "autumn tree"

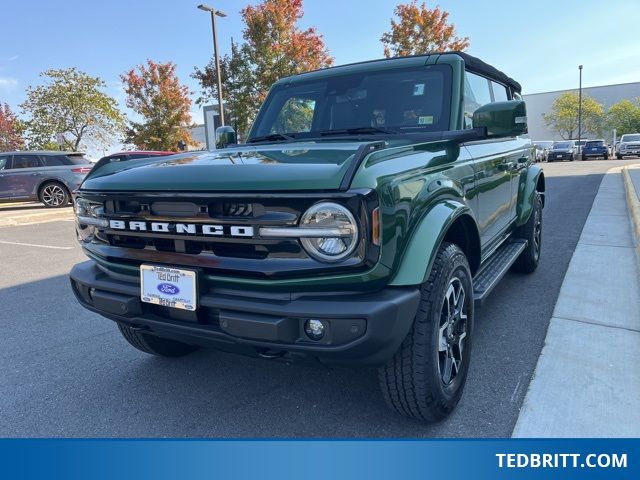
[0,103,25,151]
[21,68,124,151]
[381,1,469,57]
[192,0,333,139]
[607,99,640,137]
[543,92,605,140]
[122,60,194,151]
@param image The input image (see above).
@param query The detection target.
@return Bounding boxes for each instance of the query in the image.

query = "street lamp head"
[197,4,226,16]
[579,65,583,70]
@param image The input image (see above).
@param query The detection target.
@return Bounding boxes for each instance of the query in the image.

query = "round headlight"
[299,202,358,262]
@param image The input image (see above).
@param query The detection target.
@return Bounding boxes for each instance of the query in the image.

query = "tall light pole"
[198,4,226,126]
[577,65,583,153]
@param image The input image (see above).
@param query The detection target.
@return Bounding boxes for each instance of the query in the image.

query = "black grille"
[81,190,380,278]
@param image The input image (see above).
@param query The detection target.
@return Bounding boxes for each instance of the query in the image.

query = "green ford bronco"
[70,52,544,422]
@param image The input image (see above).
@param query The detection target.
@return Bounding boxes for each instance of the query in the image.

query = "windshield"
[249,65,452,140]
[621,134,640,142]
[585,140,604,147]
[553,142,572,149]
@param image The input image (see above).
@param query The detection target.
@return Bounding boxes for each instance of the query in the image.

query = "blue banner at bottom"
[1,439,637,479]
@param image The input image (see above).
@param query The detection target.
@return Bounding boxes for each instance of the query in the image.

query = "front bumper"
[70,261,420,365]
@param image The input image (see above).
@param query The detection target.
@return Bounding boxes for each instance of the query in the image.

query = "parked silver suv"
[0,151,92,207]
[616,133,640,159]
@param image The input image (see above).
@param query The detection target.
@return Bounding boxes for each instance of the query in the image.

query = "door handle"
[32,172,40,176]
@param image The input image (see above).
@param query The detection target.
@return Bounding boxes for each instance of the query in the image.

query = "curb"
[0,210,74,228]
[622,166,640,257]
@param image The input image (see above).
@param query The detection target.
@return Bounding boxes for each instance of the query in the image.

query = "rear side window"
[11,154,40,169]
[0,155,9,170]
[464,72,492,128]
[491,81,509,102]
[41,155,68,166]
[66,154,91,165]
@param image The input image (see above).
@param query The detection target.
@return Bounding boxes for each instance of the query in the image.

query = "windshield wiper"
[246,133,296,143]
[319,127,398,136]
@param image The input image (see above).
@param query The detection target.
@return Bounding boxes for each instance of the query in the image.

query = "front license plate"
[556,155,563,158]
[140,264,197,311]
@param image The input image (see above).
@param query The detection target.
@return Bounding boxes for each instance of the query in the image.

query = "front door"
[5,154,42,199]
[0,154,13,199]
[464,140,514,249]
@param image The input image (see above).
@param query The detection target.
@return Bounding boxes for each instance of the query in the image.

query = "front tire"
[617,154,623,159]
[118,323,198,357]
[512,192,543,273]
[379,243,473,422]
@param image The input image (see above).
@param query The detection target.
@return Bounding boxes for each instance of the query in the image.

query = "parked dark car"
[582,139,609,160]
[0,151,92,207]
[98,151,175,163]
[547,141,576,162]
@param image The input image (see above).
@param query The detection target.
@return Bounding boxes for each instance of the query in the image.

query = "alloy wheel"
[42,184,66,207]
[438,276,468,387]
[533,201,542,260]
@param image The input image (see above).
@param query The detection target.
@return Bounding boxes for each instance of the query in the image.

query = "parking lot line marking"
[0,240,74,250]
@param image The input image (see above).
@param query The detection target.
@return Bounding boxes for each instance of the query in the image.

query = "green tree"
[381,1,469,58]
[543,92,605,139]
[121,60,195,151]
[21,68,125,151]
[192,0,333,139]
[0,102,26,150]
[607,99,640,137]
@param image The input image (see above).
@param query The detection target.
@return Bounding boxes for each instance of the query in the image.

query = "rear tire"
[39,181,70,208]
[378,243,473,423]
[617,154,623,160]
[512,192,543,273]
[118,323,198,357]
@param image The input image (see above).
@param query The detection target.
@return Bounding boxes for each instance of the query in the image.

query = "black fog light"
[304,319,325,341]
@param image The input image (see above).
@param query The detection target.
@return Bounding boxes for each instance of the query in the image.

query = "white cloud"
[0,77,18,89]
[0,55,19,61]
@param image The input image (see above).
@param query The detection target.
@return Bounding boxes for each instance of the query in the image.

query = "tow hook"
[257,348,287,359]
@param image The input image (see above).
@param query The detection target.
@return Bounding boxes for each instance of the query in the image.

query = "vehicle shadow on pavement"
[0,171,612,438]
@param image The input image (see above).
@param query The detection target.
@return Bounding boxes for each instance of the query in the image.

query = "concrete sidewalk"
[513,166,640,437]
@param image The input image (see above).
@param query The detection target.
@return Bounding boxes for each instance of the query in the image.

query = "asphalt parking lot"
[1,158,638,438]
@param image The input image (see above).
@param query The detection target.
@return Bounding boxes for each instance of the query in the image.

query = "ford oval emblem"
[157,283,180,295]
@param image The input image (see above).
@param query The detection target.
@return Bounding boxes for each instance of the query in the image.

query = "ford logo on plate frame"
[157,283,180,295]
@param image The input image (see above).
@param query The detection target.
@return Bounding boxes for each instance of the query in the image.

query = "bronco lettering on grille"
[108,220,254,237]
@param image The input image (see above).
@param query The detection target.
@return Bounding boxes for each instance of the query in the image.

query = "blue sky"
[1,0,638,145]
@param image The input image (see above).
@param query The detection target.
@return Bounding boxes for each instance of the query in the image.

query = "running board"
[473,239,527,305]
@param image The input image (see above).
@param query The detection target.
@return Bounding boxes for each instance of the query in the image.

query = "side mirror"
[472,100,528,138]
[216,126,237,149]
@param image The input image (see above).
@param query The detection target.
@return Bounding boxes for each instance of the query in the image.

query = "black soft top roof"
[452,52,522,93]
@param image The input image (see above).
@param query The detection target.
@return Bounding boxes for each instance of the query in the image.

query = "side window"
[0,155,9,170]
[464,72,492,128]
[271,97,316,134]
[11,154,40,169]
[41,155,67,167]
[491,81,509,102]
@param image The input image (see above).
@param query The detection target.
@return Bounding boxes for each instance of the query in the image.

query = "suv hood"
[81,142,370,192]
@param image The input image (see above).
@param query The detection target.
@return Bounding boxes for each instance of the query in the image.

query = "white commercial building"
[523,81,640,142]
